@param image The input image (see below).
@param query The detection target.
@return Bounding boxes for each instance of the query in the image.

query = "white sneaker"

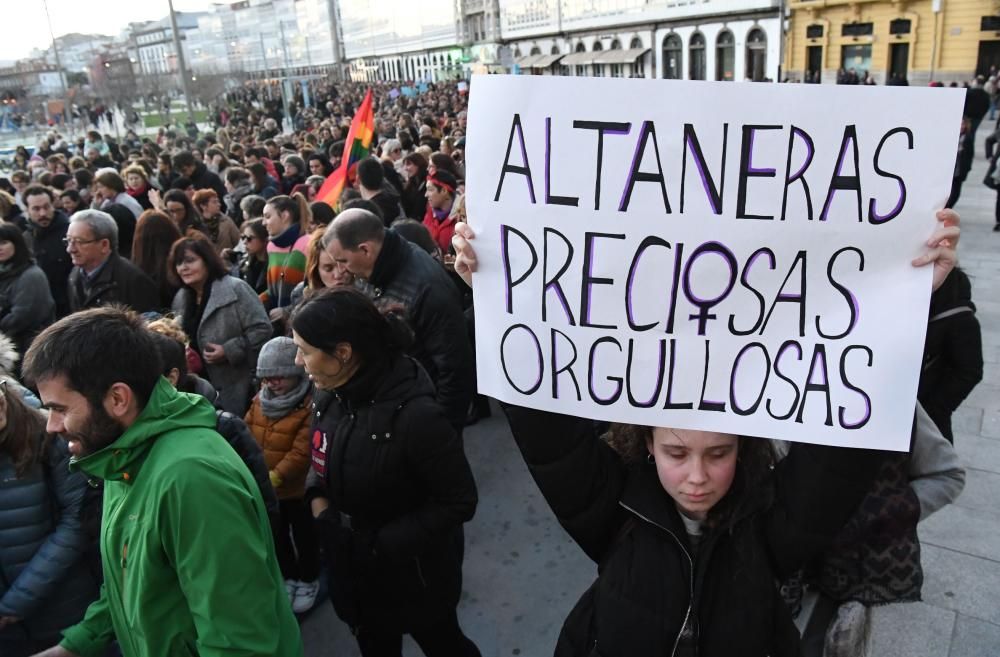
[292,579,319,613]
[284,579,298,606]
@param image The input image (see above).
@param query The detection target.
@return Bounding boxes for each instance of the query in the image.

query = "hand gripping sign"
[466,75,964,451]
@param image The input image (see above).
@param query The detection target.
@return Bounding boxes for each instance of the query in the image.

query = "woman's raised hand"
[912,209,960,292]
[451,222,477,289]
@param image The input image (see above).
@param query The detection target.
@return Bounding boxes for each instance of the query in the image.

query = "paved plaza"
[301,126,1000,657]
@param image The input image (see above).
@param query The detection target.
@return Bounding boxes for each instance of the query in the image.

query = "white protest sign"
[466,75,964,451]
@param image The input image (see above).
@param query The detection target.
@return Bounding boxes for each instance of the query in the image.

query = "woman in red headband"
[422,169,461,253]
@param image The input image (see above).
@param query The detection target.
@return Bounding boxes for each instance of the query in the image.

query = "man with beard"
[23,185,73,318]
[25,307,303,657]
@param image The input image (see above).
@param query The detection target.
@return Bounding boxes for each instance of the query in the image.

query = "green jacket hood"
[71,377,217,482]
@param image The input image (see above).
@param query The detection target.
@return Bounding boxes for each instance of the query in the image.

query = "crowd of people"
[0,76,983,657]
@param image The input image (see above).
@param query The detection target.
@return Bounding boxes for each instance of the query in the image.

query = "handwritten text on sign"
[466,76,964,451]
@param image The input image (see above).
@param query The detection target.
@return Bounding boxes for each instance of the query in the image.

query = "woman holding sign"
[451,211,959,657]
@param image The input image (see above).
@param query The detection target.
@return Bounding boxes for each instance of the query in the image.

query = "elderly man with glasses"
[65,210,159,314]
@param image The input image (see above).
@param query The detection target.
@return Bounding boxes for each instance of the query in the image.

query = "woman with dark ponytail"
[293,288,481,657]
[261,194,312,329]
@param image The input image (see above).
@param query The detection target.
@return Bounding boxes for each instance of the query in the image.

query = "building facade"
[501,0,780,82]
[186,0,341,76]
[0,62,64,98]
[337,0,781,82]
[785,0,1000,85]
[132,13,204,77]
[339,0,467,81]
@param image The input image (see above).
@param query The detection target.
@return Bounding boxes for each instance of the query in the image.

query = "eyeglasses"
[63,237,99,247]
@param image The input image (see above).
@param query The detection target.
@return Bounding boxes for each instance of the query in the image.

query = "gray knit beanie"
[256,337,304,378]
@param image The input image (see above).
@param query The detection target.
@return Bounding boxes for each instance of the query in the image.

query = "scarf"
[271,222,301,249]
[202,213,222,243]
[259,375,311,419]
[0,261,27,281]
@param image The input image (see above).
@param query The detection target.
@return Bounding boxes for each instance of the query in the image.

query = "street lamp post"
[278,20,293,133]
[41,0,72,134]
[167,0,196,123]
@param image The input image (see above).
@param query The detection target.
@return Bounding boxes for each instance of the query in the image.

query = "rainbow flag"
[316,89,375,208]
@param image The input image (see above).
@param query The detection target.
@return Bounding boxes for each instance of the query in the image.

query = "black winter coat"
[502,405,887,657]
[216,410,281,522]
[401,175,427,220]
[964,87,990,121]
[371,187,403,225]
[25,212,72,319]
[0,435,99,643]
[67,252,159,314]
[918,268,983,441]
[358,230,474,429]
[305,355,478,633]
[189,163,229,211]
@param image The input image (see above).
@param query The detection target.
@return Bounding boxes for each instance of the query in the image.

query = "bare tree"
[187,72,229,107]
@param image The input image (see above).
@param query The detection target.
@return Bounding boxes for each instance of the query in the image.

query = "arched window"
[663,33,682,79]
[746,28,767,81]
[609,39,623,78]
[575,42,587,77]
[689,32,706,80]
[592,41,604,77]
[526,45,542,75]
[553,44,568,76]
[715,30,735,81]
[630,37,645,78]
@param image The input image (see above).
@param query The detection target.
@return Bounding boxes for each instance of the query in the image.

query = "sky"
[3,0,213,63]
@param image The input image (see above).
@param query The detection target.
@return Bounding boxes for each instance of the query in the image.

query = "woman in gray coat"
[0,224,54,360]
[0,378,98,656]
[170,235,272,415]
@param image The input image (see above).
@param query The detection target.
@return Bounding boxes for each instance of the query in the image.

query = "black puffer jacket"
[0,434,99,643]
[305,354,478,633]
[67,252,159,314]
[358,229,474,429]
[918,267,983,441]
[502,405,887,657]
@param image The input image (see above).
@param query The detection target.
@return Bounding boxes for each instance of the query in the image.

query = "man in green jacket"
[25,307,303,657]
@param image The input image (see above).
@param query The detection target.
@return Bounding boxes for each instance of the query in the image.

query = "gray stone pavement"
[301,128,1000,657]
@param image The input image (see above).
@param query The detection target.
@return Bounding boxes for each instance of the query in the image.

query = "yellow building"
[784,0,1000,84]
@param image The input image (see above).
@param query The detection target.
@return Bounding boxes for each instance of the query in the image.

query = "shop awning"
[560,51,598,66]
[515,54,544,67]
[595,47,650,64]
[530,53,565,68]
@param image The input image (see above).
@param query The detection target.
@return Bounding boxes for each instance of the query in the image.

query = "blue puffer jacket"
[0,433,99,642]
